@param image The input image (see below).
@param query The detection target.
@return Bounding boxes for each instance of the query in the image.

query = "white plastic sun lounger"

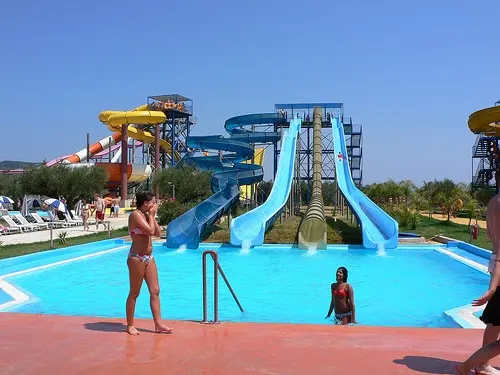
[14,214,47,230]
[2,215,34,232]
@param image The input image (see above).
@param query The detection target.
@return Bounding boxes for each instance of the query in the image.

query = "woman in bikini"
[81,199,90,231]
[325,267,357,325]
[126,191,172,335]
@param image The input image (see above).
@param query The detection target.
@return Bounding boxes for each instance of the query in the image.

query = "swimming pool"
[0,241,489,328]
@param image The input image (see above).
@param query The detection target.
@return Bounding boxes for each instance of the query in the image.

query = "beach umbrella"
[74,199,83,217]
[22,195,29,216]
[0,196,14,204]
[44,198,67,213]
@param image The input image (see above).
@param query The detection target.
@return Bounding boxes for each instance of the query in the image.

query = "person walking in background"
[114,195,121,218]
[457,170,500,375]
[81,199,90,231]
[94,193,105,230]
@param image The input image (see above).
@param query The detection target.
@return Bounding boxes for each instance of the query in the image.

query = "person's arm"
[153,213,161,237]
[348,284,357,323]
[131,212,157,236]
[473,259,500,306]
[325,285,335,318]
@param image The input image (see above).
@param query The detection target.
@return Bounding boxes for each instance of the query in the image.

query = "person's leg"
[456,340,500,375]
[126,257,146,335]
[144,259,172,333]
[476,325,500,374]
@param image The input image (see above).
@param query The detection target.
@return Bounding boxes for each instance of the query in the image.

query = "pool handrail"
[202,250,243,323]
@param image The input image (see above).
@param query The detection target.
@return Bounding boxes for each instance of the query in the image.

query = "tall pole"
[121,124,128,201]
[108,137,112,163]
[86,133,90,162]
[155,124,160,199]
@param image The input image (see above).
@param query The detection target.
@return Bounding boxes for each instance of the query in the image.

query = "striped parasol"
[44,198,67,213]
[0,196,14,204]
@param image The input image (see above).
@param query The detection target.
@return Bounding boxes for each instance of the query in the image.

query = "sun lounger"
[2,215,34,232]
[31,213,62,228]
[0,224,22,235]
[14,214,47,230]
[47,211,74,227]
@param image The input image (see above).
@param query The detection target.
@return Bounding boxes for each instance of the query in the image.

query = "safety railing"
[202,250,244,324]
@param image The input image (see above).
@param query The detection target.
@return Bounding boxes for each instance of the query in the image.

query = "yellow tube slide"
[468,106,500,136]
[98,105,181,161]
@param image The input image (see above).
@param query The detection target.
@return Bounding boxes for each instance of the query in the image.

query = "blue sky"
[0,0,498,185]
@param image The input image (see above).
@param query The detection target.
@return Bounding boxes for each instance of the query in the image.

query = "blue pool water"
[0,243,489,328]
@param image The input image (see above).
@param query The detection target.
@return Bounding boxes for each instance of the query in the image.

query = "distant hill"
[0,160,42,170]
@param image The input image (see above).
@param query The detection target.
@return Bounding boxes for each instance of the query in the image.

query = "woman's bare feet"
[475,364,500,375]
[126,326,139,335]
[155,323,173,334]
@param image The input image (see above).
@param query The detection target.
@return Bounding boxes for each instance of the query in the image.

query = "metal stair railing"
[202,250,244,324]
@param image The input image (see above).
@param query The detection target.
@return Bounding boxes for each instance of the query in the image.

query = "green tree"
[153,166,213,225]
[0,174,23,205]
[152,165,212,204]
[18,165,108,209]
[418,179,470,221]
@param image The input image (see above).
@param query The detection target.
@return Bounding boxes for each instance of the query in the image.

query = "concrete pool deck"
[0,313,498,374]
[0,217,129,245]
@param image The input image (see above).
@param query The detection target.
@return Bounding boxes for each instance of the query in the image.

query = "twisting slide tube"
[297,107,327,250]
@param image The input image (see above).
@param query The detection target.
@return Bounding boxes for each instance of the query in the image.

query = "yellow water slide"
[468,105,500,135]
[240,148,265,200]
[98,104,181,161]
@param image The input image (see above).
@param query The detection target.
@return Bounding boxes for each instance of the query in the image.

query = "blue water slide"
[331,117,398,249]
[165,114,284,249]
[230,118,302,246]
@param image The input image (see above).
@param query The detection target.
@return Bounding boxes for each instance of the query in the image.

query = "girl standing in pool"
[325,267,357,325]
[126,191,172,335]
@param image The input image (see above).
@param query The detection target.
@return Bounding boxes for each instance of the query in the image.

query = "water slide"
[62,133,123,164]
[332,116,398,249]
[166,114,283,249]
[297,107,327,250]
[229,118,301,247]
[98,104,181,162]
[469,105,500,135]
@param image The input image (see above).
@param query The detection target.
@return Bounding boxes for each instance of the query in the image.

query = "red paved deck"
[1,313,499,374]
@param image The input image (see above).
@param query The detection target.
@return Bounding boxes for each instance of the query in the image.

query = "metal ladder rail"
[202,250,244,323]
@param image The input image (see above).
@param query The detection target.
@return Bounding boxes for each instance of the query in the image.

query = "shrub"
[389,206,420,230]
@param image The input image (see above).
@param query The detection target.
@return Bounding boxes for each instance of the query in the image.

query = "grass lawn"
[0,227,129,260]
[409,216,492,250]
[202,213,363,245]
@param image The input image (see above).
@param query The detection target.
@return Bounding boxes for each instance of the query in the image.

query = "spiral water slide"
[297,107,327,250]
[229,118,302,247]
[166,114,284,249]
[332,116,398,249]
[468,105,500,135]
[98,105,181,162]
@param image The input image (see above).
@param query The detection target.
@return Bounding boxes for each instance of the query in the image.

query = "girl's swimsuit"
[129,227,153,265]
[332,287,352,321]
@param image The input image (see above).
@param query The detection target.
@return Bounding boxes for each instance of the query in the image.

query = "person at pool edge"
[325,267,357,325]
[126,191,172,335]
[456,169,500,375]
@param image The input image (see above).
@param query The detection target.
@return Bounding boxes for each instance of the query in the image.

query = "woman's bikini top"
[130,227,147,236]
[332,288,348,298]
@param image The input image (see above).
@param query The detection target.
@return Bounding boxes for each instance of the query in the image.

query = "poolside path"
[424,213,487,229]
[0,217,129,245]
[0,313,498,374]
